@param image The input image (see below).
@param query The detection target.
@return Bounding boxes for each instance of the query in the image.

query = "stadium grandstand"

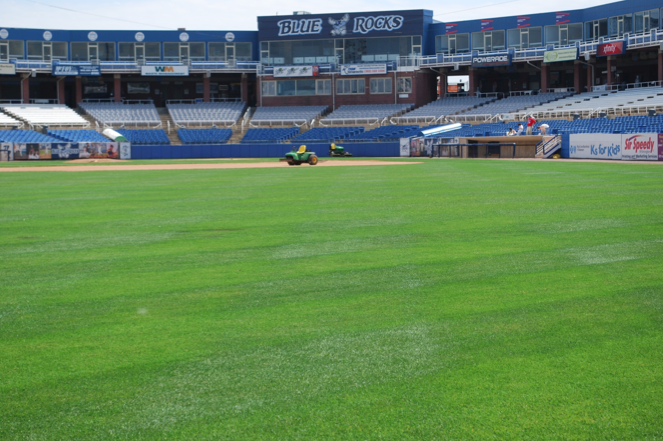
[0,104,88,128]
[249,106,328,126]
[79,102,160,127]
[47,129,109,143]
[0,0,661,156]
[321,105,413,125]
[167,101,246,127]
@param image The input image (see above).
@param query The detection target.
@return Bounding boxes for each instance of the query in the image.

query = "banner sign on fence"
[569,133,661,161]
[472,53,512,68]
[569,134,622,160]
[622,133,658,161]
[141,65,189,76]
[1,142,13,160]
[119,142,131,160]
[596,41,625,57]
[52,64,101,76]
[273,65,319,77]
[0,63,16,75]
[340,63,387,75]
[543,47,578,63]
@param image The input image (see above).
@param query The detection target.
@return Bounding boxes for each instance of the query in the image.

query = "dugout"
[459,136,542,158]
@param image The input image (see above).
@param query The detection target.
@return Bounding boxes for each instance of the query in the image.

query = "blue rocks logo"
[277,18,323,36]
[352,15,404,34]
[328,14,350,36]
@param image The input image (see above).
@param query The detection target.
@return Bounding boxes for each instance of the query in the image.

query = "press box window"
[70,42,115,61]
[263,79,331,96]
[471,30,505,52]
[397,77,412,94]
[435,33,470,54]
[585,19,608,41]
[634,10,659,34]
[544,24,583,46]
[119,43,161,62]
[27,41,67,61]
[337,78,365,94]
[370,78,392,94]
[609,15,633,38]
[507,27,542,49]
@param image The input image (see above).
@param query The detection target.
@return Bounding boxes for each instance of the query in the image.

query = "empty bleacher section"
[523,86,663,118]
[117,129,170,145]
[177,128,232,144]
[249,106,328,126]
[291,127,364,143]
[0,130,60,143]
[321,105,412,125]
[0,112,24,128]
[241,128,299,143]
[0,104,88,128]
[167,102,246,127]
[48,130,109,143]
[345,125,422,141]
[394,97,495,123]
[79,102,160,127]
[457,93,573,120]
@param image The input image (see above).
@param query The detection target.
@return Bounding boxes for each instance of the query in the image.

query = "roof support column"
[241,73,248,103]
[469,68,477,96]
[574,61,581,93]
[114,74,121,103]
[658,50,663,83]
[607,56,614,86]
[21,73,30,104]
[203,73,211,102]
[75,76,83,105]
[540,63,550,93]
[57,76,66,104]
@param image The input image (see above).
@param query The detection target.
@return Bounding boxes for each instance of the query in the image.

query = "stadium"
[1,0,663,439]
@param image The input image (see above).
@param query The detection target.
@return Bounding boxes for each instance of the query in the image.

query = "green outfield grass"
[1,159,662,440]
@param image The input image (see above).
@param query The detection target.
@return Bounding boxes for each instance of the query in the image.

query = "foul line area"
[0,160,422,173]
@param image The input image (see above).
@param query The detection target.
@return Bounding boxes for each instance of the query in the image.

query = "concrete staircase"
[159,114,181,145]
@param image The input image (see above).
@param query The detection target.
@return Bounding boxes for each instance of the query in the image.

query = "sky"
[4,0,617,31]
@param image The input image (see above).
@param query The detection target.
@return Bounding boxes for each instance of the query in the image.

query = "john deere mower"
[329,143,353,157]
[281,145,319,165]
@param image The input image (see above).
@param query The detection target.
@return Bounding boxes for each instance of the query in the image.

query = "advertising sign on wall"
[622,133,658,161]
[340,63,387,75]
[1,142,13,160]
[543,48,578,63]
[12,143,43,160]
[569,134,622,159]
[141,65,189,76]
[596,41,625,57]
[119,142,131,160]
[52,64,101,76]
[273,65,319,77]
[472,53,512,68]
[0,63,16,75]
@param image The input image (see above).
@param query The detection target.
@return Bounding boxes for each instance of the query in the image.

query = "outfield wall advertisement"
[569,133,661,161]
[7,142,125,160]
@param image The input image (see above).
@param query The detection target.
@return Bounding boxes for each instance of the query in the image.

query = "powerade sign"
[471,54,512,68]
[141,65,189,76]
[259,10,427,41]
[52,64,101,76]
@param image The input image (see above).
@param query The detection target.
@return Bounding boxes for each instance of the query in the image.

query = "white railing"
[592,81,663,92]
[318,117,381,127]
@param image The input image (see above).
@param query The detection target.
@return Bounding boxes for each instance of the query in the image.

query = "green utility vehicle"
[281,145,319,166]
[329,143,353,157]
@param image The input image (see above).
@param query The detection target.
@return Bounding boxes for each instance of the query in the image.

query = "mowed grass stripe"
[1,159,662,440]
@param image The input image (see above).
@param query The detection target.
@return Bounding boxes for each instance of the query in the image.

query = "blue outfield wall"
[130,143,401,160]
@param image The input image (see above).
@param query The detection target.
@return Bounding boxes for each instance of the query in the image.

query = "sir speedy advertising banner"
[569,134,622,159]
[622,133,658,161]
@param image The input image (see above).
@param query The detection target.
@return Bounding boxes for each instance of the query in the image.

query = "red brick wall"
[257,71,437,110]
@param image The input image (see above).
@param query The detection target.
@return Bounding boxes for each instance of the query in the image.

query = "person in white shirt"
[516,124,524,136]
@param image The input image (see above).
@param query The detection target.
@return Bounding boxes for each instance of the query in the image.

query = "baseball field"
[1,158,662,439]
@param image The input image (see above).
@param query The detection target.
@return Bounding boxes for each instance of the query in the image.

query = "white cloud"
[4,0,616,30]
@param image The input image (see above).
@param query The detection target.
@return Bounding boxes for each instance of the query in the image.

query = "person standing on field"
[526,115,536,135]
